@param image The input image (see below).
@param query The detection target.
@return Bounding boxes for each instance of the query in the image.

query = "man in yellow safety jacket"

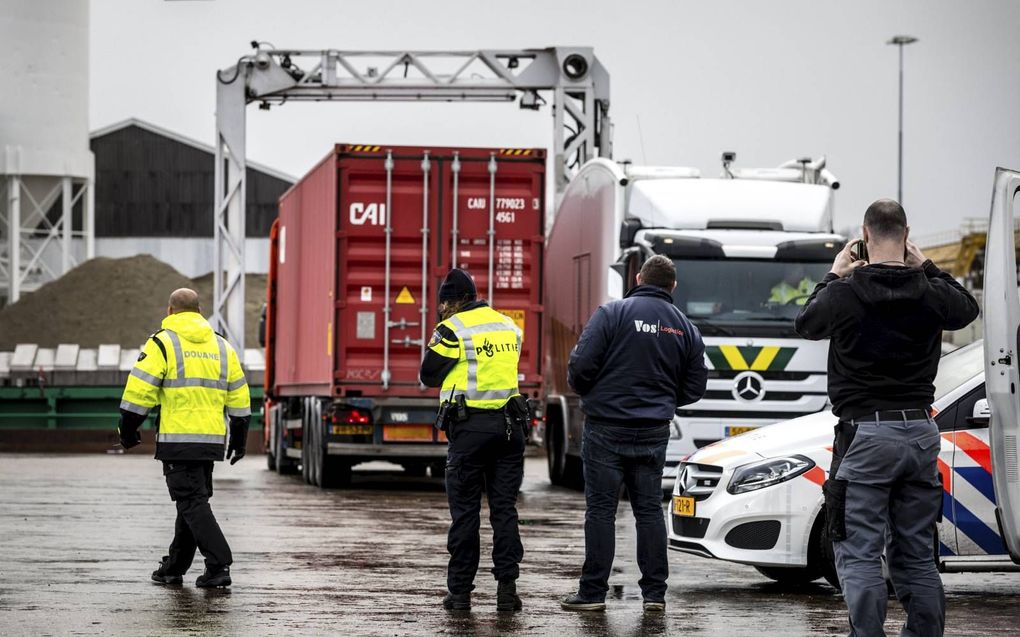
[118,288,250,588]
[419,268,529,613]
[769,264,816,306]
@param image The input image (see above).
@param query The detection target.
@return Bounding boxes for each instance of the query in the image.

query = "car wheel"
[814,512,841,590]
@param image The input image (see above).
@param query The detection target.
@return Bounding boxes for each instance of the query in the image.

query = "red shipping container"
[270,144,545,402]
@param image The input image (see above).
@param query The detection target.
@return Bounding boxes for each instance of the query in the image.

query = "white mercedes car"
[667,341,1016,586]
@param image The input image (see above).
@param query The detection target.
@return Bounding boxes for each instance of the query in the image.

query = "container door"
[983,167,1020,562]
[441,151,545,395]
[336,149,442,394]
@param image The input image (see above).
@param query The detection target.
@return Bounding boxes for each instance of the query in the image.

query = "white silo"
[0,0,94,305]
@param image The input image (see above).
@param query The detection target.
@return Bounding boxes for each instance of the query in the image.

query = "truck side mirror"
[620,218,642,249]
[968,398,990,427]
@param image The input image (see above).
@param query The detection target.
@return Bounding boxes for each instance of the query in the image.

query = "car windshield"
[932,341,984,401]
[672,259,833,324]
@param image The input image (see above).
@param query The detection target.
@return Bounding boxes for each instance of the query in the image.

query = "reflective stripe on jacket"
[430,305,522,409]
[121,311,250,460]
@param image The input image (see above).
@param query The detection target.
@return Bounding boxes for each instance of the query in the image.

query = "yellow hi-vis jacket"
[120,311,250,461]
[428,305,522,410]
[769,277,815,306]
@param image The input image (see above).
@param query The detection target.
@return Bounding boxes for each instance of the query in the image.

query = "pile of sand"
[0,255,266,350]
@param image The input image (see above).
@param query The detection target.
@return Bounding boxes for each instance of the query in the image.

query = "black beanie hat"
[439,268,477,303]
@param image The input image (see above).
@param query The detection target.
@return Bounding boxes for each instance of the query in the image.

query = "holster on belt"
[505,395,530,433]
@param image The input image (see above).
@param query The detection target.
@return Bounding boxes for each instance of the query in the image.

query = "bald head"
[168,288,201,315]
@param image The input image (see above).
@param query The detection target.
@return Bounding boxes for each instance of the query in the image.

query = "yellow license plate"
[331,424,373,435]
[726,425,757,437]
[672,495,696,517]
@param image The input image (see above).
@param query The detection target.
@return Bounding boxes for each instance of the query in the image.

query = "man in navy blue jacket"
[561,255,707,612]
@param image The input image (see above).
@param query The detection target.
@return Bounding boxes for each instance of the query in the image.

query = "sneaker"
[643,600,666,612]
[151,560,183,585]
[560,592,606,611]
[195,566,231,588]
[443,591,471,611]
[496,580,522,612]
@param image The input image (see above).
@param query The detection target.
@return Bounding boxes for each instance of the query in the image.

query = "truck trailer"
[543,154,844,489]
[262,144,545,487]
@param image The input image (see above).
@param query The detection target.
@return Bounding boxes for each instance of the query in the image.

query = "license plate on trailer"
[331,424,373,435]
[726,425,757,437]
[672,495,695,518]
[382,424,434,442]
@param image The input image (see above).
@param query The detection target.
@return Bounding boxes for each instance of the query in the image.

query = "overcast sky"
[90,0,1020,238]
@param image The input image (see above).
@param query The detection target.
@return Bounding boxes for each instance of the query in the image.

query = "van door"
[983,167,1020,563]
[946,384,1005,556]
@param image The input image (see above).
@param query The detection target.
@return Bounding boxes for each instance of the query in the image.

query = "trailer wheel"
[429,461,447,480]
[301,402,313,485]
[546,407,566,486]
[275,420,298,475]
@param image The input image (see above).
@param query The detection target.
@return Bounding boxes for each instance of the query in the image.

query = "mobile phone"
[850,239,868,263]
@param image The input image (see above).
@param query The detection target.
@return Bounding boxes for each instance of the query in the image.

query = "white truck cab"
[544,154,844,489]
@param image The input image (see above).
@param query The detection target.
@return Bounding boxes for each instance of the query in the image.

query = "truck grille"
[676,462,723,501]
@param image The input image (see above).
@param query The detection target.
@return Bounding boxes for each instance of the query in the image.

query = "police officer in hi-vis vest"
[420,268,530,613]
[117,288,251,588]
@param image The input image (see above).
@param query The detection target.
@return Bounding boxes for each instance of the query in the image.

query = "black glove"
[119,428,141,450]
[227,421,247,465]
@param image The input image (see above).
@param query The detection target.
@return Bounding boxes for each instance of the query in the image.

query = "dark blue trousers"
[578,422,670,602]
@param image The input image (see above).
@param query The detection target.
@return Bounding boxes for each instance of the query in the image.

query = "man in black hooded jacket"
[796,199,978,637]
[560,255,707,613]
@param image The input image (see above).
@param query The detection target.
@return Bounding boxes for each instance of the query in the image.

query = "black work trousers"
[161,460,232,574]
[445,411,526,595]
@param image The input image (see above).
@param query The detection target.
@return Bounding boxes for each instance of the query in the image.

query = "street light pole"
[887,35,918,204]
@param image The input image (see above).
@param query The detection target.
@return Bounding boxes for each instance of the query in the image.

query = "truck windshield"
[672,259,833,324]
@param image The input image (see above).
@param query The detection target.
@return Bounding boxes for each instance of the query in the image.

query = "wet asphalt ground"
[2,453,1020,636]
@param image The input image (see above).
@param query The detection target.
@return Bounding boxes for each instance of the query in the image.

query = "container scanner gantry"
[214,44,612,351]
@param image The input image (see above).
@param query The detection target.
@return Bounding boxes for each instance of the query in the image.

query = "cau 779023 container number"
[261,144,545,486]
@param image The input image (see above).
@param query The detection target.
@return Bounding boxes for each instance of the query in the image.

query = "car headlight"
[726,455,815,494]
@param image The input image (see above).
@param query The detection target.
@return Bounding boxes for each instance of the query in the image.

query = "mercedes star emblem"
[732,371,766,402]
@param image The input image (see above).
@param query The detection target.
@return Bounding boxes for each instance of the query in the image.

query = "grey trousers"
[831,414,945,637]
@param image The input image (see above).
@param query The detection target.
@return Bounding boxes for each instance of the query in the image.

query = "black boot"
[443,591,471,611]
[196,566,231,588]
[151,558,183,585]
[496,580,522,612]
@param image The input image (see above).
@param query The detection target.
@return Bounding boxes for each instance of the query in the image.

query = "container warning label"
[395,287,416,304]
[497,309,526,337]
[360,286,372,302]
